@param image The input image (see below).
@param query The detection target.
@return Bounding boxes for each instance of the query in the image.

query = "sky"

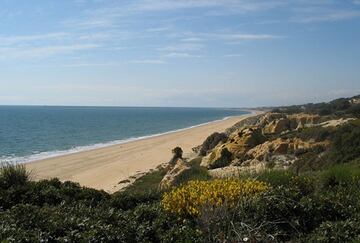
[0,0,359,107]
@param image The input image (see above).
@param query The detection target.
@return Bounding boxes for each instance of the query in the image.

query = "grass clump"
[122,169,166,195]
[111,169,166,210]
[319,163,360,189]
[254,170,295,187]
[0,163,30,189]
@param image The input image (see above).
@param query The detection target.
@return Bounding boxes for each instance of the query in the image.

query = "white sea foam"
[0,113,251,165]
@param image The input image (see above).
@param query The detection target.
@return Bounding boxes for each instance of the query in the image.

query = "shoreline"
[2,111,252,165]
[25,111,261,193]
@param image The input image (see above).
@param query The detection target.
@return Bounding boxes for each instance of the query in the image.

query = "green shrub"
[327,122,360,164]
[346,104,360,117]
[317,164,360,190]
[299,188,359,232]
[111,190,162,211]
[296,126,334,142]
[1,167,360,242]
[0,178,110,210]
[245,170,295,187]
[0,163,30,189]
[0,203,134,242]
[0,202,201,242]
[305,219,360,243]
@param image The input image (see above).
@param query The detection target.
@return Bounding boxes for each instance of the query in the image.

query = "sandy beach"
[26,112,258,193]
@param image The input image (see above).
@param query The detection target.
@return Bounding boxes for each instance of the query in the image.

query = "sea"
[0,106,249,164]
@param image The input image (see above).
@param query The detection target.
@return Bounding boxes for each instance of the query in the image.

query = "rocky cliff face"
[200,126,265,169]
[159,112,354,185]
[198,132,228,156]
[260,113,322,134]
[246,137,330,161]
[200,112,333,176]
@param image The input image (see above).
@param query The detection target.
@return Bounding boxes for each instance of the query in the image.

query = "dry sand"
[26,112,258,193]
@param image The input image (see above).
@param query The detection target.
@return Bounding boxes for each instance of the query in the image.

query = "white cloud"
[146,27,171,32]
[129,0,283,13]
[175,32,281,43]
[0,33,69,46]
[158,43,204,52]
[223,54,243,58]
[163,52,202,58]
[0,44,99,59]
[214,33,280,41]
[0,31,107,61]
[295,10,360,23]
[130,0,221,11]
[180,37,204,42]
[58,62,121,67]
[62,18,114,29]
[129,59,166,64]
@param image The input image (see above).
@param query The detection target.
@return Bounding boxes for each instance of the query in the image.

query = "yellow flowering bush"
[162,179,269,217]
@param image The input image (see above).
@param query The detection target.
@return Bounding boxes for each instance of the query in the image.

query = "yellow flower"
[161,179,268,217]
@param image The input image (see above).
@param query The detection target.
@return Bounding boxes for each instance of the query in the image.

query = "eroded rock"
[198,132,228,156]
[201,126,266,169]
[263,118,291,134]
[160,157,190,190]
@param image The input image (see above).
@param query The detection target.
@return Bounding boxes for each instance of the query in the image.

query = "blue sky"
[0,0,359,107]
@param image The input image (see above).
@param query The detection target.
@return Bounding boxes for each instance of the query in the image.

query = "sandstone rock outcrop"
[208,163,267,178]
[320,118,355,127]
[256,113,286,128]
[189,112,338,180]
[259,113,322,134]
[263,118,291,134]
[201,126,266,169]
[245,137,330,163]
[287,113,321,129]
[166,146,183,169]
[225,114,262,135]
[160,157,190,190]
[198,132,228,156]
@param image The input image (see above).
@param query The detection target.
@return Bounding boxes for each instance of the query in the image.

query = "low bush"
[296,126,334,142]
[0,178,109,210]
[347,104,360,117]
[254,170,294,187]
[0,202,201,242]
[319,164,360,189]
[305,219,360,243]
[0,163,30,189]
[111,190,162,211]
[328,122,360,164]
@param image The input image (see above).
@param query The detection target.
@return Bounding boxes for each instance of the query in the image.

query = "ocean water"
[0,106,249,164]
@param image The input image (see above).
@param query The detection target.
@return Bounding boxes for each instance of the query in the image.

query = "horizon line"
[0,104,257,110]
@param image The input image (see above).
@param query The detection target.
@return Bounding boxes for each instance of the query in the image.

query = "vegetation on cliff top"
[273,95,360,117]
